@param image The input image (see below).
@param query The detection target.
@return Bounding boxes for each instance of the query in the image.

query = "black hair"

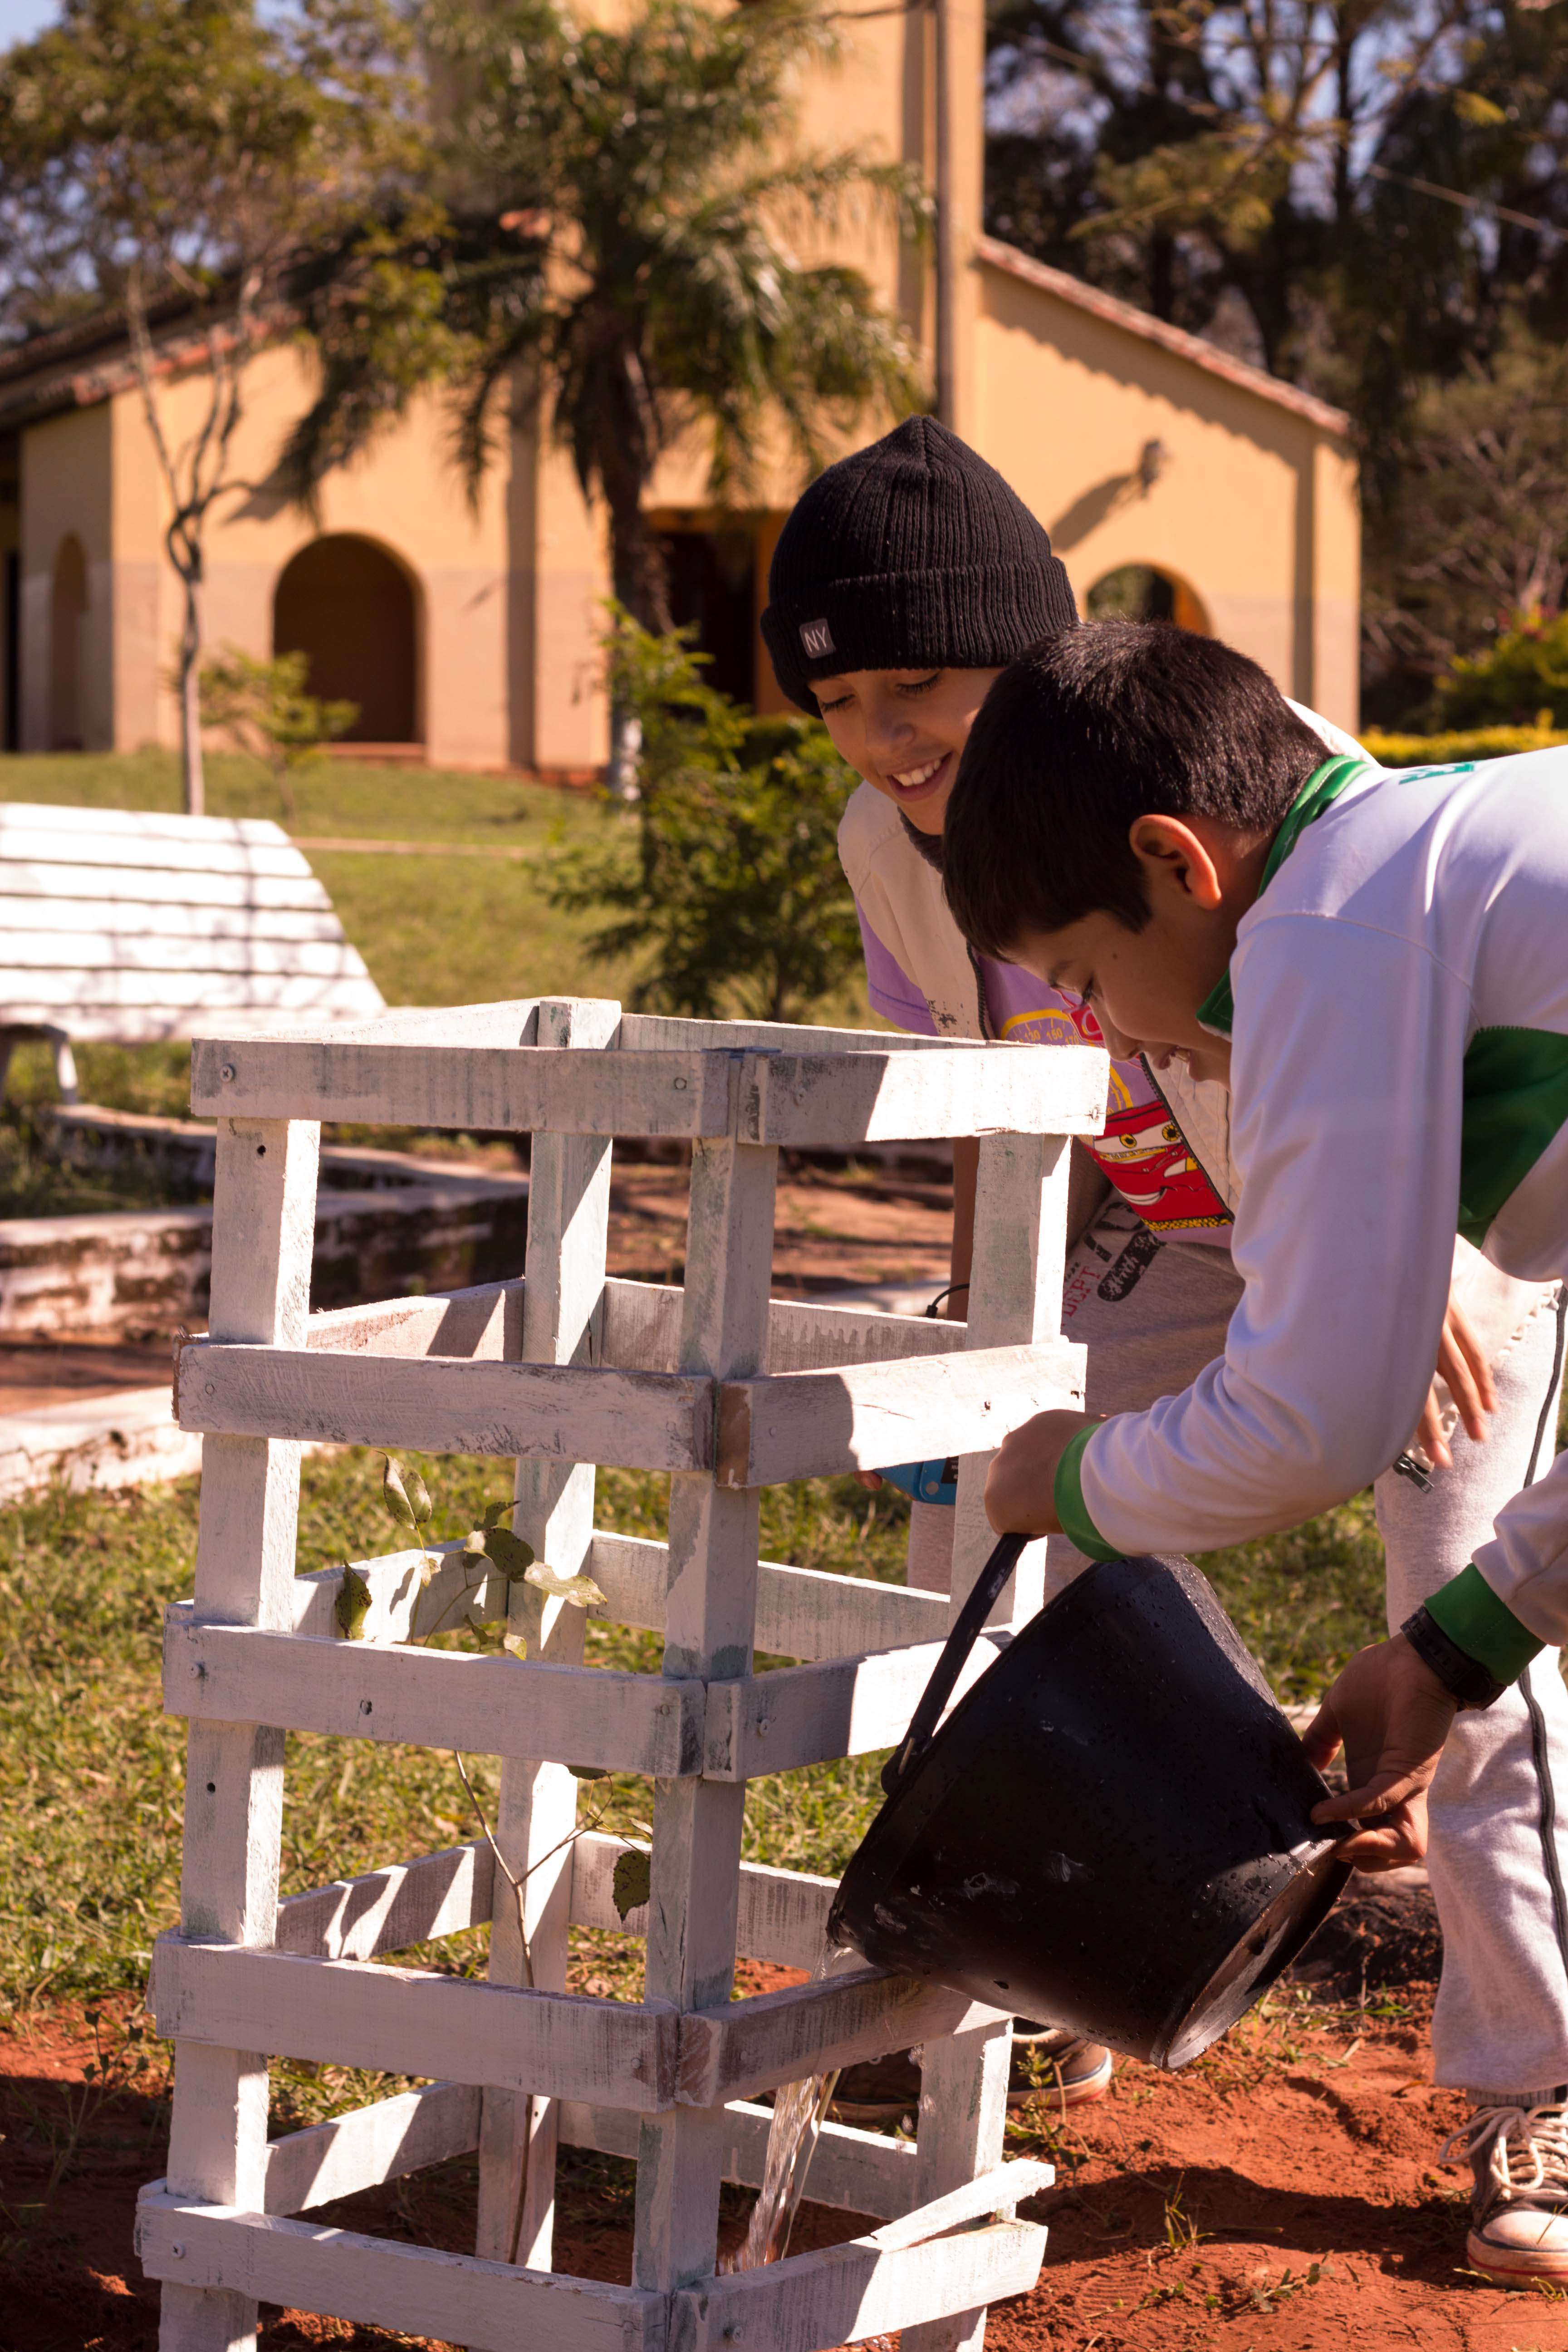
[941,621,1328,956]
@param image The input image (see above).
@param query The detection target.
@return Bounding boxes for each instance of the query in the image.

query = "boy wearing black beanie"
[760,422,1568,2268]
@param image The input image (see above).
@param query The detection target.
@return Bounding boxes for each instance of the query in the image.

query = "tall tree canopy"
[0,0,417,808]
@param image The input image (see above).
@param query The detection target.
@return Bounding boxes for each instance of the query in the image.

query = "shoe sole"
[1034,2061,1115,2110]
[1465,2227,1568,2285]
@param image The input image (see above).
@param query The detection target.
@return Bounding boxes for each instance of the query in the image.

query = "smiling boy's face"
[813,666,1003,836]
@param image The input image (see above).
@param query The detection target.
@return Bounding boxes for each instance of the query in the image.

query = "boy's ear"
[1127,815,1225,912]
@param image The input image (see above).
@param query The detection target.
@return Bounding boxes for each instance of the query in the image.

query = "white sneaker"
[1442,2092,1568,2283]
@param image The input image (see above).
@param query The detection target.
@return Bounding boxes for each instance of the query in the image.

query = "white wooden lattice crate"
[135,997,1107,2352]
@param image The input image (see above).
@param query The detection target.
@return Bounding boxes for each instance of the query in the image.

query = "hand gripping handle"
[881,1531,1029,1795]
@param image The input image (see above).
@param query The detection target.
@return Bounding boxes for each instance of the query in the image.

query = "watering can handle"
[881,1531,1029,1795]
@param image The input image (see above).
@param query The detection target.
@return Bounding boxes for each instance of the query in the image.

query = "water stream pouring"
[828,1539,1352,2069]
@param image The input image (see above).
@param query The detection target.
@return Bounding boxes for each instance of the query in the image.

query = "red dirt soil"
[6,1980,1567,2352]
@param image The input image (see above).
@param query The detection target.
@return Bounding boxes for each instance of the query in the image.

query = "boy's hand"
[985,1409,1102,1534]
[1413,1290,1496,1470]
[1302,1633,1458,1871]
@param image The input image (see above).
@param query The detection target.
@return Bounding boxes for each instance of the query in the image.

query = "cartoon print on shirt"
[1096,1102,1229,1230]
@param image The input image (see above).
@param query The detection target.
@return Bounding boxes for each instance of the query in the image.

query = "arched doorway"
[1087,564,1210,634]
[49,534,88,750]
[273,535,419,743]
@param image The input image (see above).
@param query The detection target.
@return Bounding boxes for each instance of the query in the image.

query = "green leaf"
[525,1562,606,1608]
[502,1630,527,1658]
[481,1499,516,1530]
[382,1455,417,1529]
[612,1848,651,1920]
[568,1764,609,1781]
[404,1465,433,1526]
[334,1563,372,1641]
[484,1526,535,1580]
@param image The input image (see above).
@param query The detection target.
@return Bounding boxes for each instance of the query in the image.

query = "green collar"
[1195,753,1374,1037]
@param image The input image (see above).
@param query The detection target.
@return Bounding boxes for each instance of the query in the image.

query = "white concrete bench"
[0,802,384,1099]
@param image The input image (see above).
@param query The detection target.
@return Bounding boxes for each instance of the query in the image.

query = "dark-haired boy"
[941,618,1568,2281]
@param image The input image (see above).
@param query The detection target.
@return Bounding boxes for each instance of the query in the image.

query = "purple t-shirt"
[856,902,1231,1240]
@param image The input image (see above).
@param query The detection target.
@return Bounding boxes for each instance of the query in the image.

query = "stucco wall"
[19,402,116,752]
[103,344,514,769]
[974,258,1360,730]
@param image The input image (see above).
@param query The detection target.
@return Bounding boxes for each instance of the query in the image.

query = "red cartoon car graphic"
[1092,1101,1227,1230]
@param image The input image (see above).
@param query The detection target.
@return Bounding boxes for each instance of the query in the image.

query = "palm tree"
[281,0,925,778]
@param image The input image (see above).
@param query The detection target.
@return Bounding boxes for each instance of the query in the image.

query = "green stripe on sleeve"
[1424,1562,1544,1686]
[1054,1425,1123,1563]
[1459,1026,1568,1247]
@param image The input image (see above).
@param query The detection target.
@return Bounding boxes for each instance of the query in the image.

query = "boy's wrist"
[1410,1563,1545,1704]
[1052,1426,1122,1562]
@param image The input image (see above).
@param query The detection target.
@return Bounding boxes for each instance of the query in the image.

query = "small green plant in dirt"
[547,617,863,1024]
[198,647,358,822]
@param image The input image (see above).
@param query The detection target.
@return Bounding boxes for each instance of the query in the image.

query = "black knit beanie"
[760,414,1078,712]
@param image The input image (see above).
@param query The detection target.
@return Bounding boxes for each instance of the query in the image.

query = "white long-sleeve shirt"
[1057,747,1568,1669]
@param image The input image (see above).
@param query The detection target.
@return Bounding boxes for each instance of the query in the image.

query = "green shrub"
[547,619,863,1024]
[1363,723,1568,766]
[1429,610,1568,730]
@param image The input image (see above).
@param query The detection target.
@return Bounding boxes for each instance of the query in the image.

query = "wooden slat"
[173,1342,716,1472]
[588,1531,951,1660]
[150,1939,681,2111]
[617,1011,955,1054]
[165,1617,708,1777]
[189,1034,736,1134]
[0,969,381,1012]
[305,1281,524,1360]
[0,895,348,941]
[274,1842,494,1962]
[741,1043,1108,1147]
[703,1633,1006,1780]
[263,2082,482,2215]
[0,823,312,876]
[571,1833,838,1970]
[135,2193,665,2352]
[0,859,333,911]
[671,2178,1049,2352]
[715,1338,1086,1487]
[0,931,376,978]
[0,801,290,845]
[678,1968,1008,2107]
[560,2097,922,2221]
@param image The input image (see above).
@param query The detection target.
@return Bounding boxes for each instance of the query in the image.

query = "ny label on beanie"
[800,618,836,658]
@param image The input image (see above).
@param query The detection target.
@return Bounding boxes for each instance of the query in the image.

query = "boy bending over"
[941,619,1568,2283]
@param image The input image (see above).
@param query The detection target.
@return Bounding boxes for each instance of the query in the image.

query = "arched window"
[1086,565,1210,634]
[49,533,88,750]
[273,534,419,743]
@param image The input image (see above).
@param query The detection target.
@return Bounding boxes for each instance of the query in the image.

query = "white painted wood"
[173,1342,715,1472]
[274,1834,838,1974]
[702,1633,1008,1780]
[635,1135,779,2296]
[263,2082,483,2215]
[571,1834,839,1971]
[617,1011,955,1054]
[588,1531,951,1661]
[306,1280,524,1359]
[559,2097,921,2221]
[714,1338,1085,1488]
[0,804,316,865]
[149,1938,681,2110]
[161,1117,322,2352]
[481,997,619,2272]
[188,1035,737,1135]
[135,2193,666,2352]
[274,1842,494,1962]
[0,969,382,1013]
[741,1043,1107,1147]
[671,2212,1048,2352]
[165,1617,707,1777]
[903,1130,1073,2352]
[0,932,372,977]
[678,1968,1008,2108]
[0,894,347,941]
[0,861,336,911]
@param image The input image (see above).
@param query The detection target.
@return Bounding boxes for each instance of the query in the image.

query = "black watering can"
[828,1538,1351,2069]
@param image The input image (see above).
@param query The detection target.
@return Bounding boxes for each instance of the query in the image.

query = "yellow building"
[0,0,1358,772]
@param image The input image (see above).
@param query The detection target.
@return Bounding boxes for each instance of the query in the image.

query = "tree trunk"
[606,489,671,804]
[176,562,206,819]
